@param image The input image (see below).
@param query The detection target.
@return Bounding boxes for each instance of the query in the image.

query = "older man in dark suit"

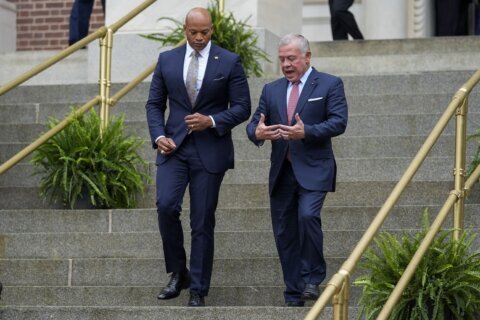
[246,34,348,307]
[146,7,251,307]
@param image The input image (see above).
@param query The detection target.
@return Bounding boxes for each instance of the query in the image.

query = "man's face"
[278,41,311,83]
[183,12,213,52]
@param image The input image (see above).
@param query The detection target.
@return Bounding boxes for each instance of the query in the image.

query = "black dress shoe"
[285,301,304,307]
[188,292,205,307]
[302,283,319,300]
[157,269,191,300]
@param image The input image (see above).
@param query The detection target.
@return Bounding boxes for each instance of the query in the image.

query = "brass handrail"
[305,69,480,320]
[0,0,157,175]
[0,28,106,96]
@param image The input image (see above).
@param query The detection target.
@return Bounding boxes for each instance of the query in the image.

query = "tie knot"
[191,50,200,58]
[292,81,300,86]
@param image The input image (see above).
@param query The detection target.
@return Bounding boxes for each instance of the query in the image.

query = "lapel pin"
[214,56,219,60]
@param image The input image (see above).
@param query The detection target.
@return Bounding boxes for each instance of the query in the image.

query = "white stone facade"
[0,0,16,54]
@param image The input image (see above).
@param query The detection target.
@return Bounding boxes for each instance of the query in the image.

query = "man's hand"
[185,113,213,132]
[255,113,281,140]
[157,137,176,156]
[278,113,305,140]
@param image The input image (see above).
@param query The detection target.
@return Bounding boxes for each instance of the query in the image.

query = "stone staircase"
[1,38,480,319]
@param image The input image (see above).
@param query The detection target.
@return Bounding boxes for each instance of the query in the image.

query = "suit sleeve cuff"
[209,115,216,128]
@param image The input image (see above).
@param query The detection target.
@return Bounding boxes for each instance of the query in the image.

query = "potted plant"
[354,210,480,319]
[31,109,150,209]
[142,0,270,77]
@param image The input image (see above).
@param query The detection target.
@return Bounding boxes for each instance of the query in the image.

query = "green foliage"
[31,109,150,209]
[355,209,480,319]
[142,0,270,77]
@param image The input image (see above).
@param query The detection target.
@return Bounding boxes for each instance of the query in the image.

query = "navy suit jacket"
[146,44,251,174]
[246,68,348,195]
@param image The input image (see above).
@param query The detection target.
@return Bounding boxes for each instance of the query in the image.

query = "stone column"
[407,0,435,38]
[363,0,407,39]
[0,0,16,53]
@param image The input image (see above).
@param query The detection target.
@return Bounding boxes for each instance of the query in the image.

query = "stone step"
[310,38,480,75]
[0,230,366,259]
[2,204,479,234]
[0,70,476,106]
[2,91,479,126]
[2,228,479,260]
[2,134,478,165]
[0,305,360,320]
[2,181,480,210]
[0,306,322,320]
[0,155,472,189]
[0,257,353,287]
[1,111,479,145]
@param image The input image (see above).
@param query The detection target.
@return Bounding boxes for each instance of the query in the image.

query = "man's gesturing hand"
[255,113,281,141]
[278,113,305,140]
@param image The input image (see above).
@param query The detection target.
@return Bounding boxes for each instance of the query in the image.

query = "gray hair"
[278,34,310,55]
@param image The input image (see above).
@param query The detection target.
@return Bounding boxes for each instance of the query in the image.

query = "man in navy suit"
[146,7,251,307]
[246,34,348,307]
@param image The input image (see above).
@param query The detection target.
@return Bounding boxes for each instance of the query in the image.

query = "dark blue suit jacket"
[146,44,251,174]
[246,68,348,194]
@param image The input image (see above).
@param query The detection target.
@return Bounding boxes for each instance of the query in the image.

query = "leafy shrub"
[355,210,480,319]
[31,109,150,209]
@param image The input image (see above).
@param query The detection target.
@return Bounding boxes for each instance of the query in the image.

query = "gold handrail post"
[99,28,113,133]
[453,93,468,240]
[219,0,225,13]
[332,271,350,320]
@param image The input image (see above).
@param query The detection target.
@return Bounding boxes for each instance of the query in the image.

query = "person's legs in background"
[329,0,364,40]
[68,0,96,45]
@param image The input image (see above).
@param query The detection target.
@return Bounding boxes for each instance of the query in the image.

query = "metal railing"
[305,69,480,320]
[0,0,158,175]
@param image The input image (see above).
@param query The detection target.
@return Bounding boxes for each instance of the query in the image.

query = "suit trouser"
[435,0,469,36]
[69,0,105,45]
[270,160,327,303]
[155,136,224,297]
[329,0,364,40]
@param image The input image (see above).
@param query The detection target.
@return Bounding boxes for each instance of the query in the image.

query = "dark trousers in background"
[270,160,327,303]
[155,136,224,297]
[435,0,469,36]
[329,0,364,40]
[69,0,105,45]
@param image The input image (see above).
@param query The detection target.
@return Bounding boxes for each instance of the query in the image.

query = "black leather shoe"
[188,293,205,307]
[302,283,319,300]
[285,301,304,307]
[157,269,191,300]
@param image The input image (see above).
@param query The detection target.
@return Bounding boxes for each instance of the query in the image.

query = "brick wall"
[7,0,105,51]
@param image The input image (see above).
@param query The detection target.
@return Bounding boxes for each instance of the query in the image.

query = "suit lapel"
[194,44,221,108]
[175,45,193,110]
[278,79,289,124]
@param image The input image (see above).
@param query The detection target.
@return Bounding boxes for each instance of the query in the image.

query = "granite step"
[2,180,480,210]
[2,204,479,234]
[1,91,478,125]
[0,305,351,320]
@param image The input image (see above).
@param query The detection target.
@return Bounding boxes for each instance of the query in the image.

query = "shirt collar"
[186,41,212,58]
[297,66,313,85]
[287,67,312,88]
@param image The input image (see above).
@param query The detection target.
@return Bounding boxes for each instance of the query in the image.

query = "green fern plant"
[355,209,480,319]
[142,0,270,77]
[31,109,150,209]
